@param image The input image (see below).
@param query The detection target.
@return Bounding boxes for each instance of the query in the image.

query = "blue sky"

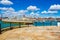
[0,0,60,18]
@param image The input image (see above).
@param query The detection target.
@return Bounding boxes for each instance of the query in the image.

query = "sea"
[0,20,57,29]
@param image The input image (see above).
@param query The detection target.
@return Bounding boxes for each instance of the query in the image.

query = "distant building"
[56,18,60,22]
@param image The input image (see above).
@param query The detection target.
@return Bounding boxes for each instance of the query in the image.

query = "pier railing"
[0,19,58,34]
[0,19,33,34]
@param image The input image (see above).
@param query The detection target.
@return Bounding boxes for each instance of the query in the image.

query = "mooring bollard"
[0,23,2,34]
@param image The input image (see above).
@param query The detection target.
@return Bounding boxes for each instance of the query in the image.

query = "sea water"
[0,20,57,29]
[0,20,20,29]
[33,20,57,26]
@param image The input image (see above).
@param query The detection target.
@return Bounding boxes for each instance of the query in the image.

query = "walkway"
[0,26,60,40]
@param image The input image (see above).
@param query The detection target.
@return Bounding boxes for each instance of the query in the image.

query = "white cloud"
[30,12,39,18]
[3,11,18,18]
[0,7,8,11]
[0,7,15,17]
[8,7,15,11]
[18,10,27,14]
[0,7,15,11]
[0,0,13,5]
[0,7,16,17]
[3,12,10,17]
[49,4,60,11]
[29,12,35,18]
[27,5,40,11]
[30,11,39,15]
[0,7,28,18]
[30,12,34,15]
[41,10,58,14]
[17,10,28,16]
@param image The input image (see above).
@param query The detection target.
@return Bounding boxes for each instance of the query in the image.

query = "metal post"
[0,13,2,34]
[10,22,13,29]
[19,22,21,28]
[42,21,44,26]
[0,23,2,34]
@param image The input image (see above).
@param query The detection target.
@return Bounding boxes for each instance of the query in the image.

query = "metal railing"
[0,19,33,34]
[0,18,58,34]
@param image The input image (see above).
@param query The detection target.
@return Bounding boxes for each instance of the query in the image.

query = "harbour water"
[0,21,19,29]
[33,20,57,26]
[0,20,57,29]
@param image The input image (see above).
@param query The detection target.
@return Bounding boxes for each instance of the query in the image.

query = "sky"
[0,0,60,18]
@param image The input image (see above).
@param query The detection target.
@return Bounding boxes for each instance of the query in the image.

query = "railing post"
[19,22,21,28]
[0,23,2,34]
[0,13,2,34]
[10,22,13,29]
[43,22,44,26]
